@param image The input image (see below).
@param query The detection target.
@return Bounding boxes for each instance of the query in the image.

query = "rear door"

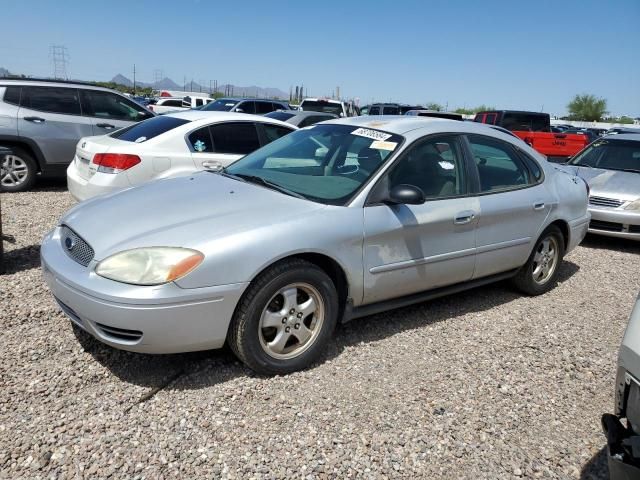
[17,86,93,167]
[464,134,549,279]
[79,89,152,135]
[188,121,261,169]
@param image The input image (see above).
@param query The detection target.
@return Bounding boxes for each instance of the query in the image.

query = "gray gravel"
[1,180,639,479]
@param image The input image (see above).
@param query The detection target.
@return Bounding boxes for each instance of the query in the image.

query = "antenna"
[50,45,69,79]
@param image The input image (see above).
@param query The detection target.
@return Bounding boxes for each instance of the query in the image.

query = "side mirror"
[386,184,425,205]
[202,160,223,172]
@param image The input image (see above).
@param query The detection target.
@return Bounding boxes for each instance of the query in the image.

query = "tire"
[512,225,565,296]
[1,147,37,192]
[227,258,338,375]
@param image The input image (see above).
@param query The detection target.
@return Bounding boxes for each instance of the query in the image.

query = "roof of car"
[323,115,503,135]
[274,110,337,118]
[0,77,120,93]
[214,97,288,103]
[602,133,640,141]
[163,110,296,128]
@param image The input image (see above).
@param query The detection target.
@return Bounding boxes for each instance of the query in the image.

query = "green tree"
[604,115,634,125]
[454,107,474,115]
[425,102,443,111]
[567,94,608,121]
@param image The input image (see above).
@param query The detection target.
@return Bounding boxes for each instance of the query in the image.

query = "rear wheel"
[512,225,565,295]
[227,259,338,375]
[1,147,37,192]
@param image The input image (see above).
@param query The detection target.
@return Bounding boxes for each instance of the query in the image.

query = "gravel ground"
[1,180,639,479]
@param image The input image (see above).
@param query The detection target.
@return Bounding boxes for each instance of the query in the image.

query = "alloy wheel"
[1,155,29,188]
[532,236,559,285]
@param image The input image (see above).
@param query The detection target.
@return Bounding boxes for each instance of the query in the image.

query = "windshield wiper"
[233,173,307,199]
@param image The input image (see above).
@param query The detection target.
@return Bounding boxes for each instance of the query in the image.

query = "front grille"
[95,323,143,342]
[589,220,623,232]
[589,196,624,208]
[60,225,94,267]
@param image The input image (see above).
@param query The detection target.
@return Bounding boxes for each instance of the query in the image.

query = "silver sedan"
[41,117,590,374]
[565,134,640,240]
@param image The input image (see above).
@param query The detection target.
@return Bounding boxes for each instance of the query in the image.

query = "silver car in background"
[602,293,640,478]
[566,134,640,240]
[41,117,590,374]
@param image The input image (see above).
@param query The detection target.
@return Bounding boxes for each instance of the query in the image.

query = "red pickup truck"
[473,110,589,162]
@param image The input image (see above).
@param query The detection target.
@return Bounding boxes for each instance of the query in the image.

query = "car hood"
[565,165,640,202]
[61,172,326,259]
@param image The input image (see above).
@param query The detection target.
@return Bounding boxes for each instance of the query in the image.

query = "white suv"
[299,98,359,117]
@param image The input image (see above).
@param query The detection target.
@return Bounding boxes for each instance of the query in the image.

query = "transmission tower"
[153,69,164,85]
[50,45,69,79]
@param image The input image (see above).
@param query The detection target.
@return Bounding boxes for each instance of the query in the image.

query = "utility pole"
[50,45,69,79]
[133,64,136,96]
[183,76,186,92]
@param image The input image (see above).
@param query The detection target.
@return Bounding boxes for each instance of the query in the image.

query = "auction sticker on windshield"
[351,128,392,142]
[370,140,397,151]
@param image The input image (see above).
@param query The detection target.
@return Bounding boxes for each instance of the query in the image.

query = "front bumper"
[41,227,248,353]
[66,161,130,202]
[588,207,640,241]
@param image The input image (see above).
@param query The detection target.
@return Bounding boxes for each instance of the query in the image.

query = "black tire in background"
[512,225,565,296]
[227,258,339,375]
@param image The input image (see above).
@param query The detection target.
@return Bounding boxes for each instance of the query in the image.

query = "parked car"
[608,127,640,135]
[200,98,290,115]
[264,110,338,127]
[147,97,190,114]
[67,111,296,201]
[564,134,640,240]
[602,293,640,479]
[42,116,590,374]
[474,111,589,163]
[359,104,370,115]
[299,98,359,117]
[562,128,598,144]
[0,78,154,191]
[368,103,424,115]
[405,110,464,121]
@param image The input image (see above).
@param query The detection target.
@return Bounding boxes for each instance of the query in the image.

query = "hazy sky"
[1,0,638,116]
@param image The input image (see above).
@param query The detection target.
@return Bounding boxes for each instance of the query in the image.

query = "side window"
[210,122,260,154]
[485,113,497,125]
[188,126,213,152]
[467,135,531,192]
[255,102,274,114]
[236,101,255,114]
[382,106,399,115]
[195,98,203,107]
[262,124,293,144]
[518,150,543,181]
[22,86,81,115]
[298,115,327,128]
[163,99,183,107]
[388,136,465,199]
[3,86,21,106]
[81,90,148,121]
[369,106,380,115]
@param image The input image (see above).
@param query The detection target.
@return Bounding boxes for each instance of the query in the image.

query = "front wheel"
[512,225,565,296]
[227,259,338,375]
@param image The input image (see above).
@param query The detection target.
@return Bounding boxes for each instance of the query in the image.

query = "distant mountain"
[110,74,288,99]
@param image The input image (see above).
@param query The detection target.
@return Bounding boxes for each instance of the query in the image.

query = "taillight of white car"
[93,153,141,174]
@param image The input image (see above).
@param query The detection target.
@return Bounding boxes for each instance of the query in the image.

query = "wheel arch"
[246,252,351,321]
[548,219,569,250]
[0,135,45,172]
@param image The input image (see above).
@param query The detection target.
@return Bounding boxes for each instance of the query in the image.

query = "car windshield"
[569,140,640,172]
[225,124,404,205]
[111,116,190,142]
[301,101,343,116]
[200,99,239,111]
[265,111,296,121]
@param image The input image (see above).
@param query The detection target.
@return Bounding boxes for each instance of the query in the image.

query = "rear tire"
[1,147,37,192]
[227,259,338,375]
[512,225,565,296]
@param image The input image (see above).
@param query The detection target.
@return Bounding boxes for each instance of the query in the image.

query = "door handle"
[533,202,545,211]
[24,116,45,123]
[454,211,476,225]
[96,123,115,129]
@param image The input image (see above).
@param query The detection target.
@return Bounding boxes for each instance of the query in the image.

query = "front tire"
[1,147,37,192]
[227,259,338,375]
[512,225,565,296]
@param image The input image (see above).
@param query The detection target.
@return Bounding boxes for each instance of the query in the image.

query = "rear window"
[111,116,190,143]
[502,113,549,132]
[160,99,183,107]
[300,100,343,115]
[265,111,296,122]
[200,99,239,111]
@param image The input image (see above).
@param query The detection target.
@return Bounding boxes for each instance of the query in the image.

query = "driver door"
[362,135,479,304]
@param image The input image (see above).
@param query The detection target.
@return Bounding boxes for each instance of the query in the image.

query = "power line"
[49,45,69,79]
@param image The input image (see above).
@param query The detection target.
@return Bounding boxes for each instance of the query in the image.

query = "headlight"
[625,199,640,211]
[96,247,204,285]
